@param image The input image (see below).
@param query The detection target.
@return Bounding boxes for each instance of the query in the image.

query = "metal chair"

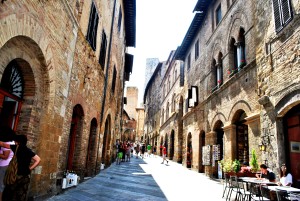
[222,173,230,199]
[290,192,300,201]
[276,189,290,201]
[226,175,243,201]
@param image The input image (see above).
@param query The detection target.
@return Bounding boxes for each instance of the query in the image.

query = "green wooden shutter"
[281,0,292,24]
[272,0,283,32]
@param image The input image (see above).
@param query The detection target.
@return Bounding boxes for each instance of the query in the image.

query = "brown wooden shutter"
[272,0,283,32]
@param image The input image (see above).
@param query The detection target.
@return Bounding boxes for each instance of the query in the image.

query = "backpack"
[4,145,19,185]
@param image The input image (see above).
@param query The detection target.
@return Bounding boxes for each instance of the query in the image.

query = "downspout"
[95,0,117,174]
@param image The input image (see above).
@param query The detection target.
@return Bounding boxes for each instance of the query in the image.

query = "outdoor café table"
[239,177,277,199]
[267,186,300,193]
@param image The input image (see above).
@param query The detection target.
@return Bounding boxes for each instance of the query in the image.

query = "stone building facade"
[144,0,300,184]
[135,107,145,142]
[158,51,184,161]
[255,0,300,186]
[144,62,164,146]
[0,0,135,199]
[124,86,138,119]
[175,0,259,177]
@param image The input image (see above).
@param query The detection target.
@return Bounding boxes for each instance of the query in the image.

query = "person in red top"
[161,144,168,164]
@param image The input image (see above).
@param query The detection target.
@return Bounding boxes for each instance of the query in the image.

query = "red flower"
[218,80,221,84]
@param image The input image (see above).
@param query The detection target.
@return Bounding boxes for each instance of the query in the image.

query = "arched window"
[229,38,238,75]
[172,94,176,112]
[237,28,246,70]
[0,61,24,129]
[161,109,165,125]
[216,52,223,86]
[168,75,171,91]
[166,102,169,119]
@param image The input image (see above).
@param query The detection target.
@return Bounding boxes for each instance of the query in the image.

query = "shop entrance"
[284,104,300,186]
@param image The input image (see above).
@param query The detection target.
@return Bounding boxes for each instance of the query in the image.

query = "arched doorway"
[0,60,24,130]
[170,130,175,160]
[232,110,249,163]
[187,132,192,168]
[67,104,84,171]
[102,116,111,166]
[199,131,205,173]
[178,96,184,163]
[213,120,224,178]
[165,134,169,157]
[85,118,98,176]
[160,136,164,156]
[283,104,300,186]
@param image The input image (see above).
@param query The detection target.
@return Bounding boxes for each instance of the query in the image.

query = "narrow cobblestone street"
[47,155,224,201]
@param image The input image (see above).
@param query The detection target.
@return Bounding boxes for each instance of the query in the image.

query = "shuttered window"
[272,0,292,32]
[99,30,107,70]
[86,2,99,51]
[111,66,117,94]
[180,62,184,86]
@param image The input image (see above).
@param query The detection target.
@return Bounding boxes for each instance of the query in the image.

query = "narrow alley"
[47,155,224,201]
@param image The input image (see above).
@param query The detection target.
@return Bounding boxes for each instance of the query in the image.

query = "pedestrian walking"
[153,145,157,158]
[141,143,146,159]
[161,144,168,164]
[147,144,152,157]
[136,143,140,158]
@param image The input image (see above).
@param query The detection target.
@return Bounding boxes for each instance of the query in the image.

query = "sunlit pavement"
[46,154,225,201]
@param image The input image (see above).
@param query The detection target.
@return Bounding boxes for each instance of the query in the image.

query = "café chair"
[222,173,230,198]
[290,192,300,201]
[276,189,290,201]
[226,175,243,201]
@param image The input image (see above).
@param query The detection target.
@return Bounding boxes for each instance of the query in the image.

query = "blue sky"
[126,0,198,104]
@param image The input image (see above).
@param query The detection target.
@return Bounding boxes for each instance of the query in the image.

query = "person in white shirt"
[278,163,293,186]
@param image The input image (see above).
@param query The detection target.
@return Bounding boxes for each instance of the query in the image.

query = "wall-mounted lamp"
[259,143,266,151]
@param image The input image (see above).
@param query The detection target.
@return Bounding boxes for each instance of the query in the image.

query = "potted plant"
[232,159,241,173]
[250,148,259,173]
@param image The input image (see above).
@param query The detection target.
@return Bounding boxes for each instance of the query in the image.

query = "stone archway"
[102,115,112,167]
[67,104,84,171]
[232,109,249,164]
[170,130,175,160]
[187,132,192,169]
[177,96,184,163]
[85,118,98,177]
[282,104,300,186]
[199,130,205,173]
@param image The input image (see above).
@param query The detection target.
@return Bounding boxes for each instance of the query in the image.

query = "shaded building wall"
[0,0,132,199]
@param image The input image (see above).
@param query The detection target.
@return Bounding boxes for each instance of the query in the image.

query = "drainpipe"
[95,0,117,175]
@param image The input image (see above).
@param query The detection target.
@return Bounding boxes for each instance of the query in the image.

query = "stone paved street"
[47,155,224,201]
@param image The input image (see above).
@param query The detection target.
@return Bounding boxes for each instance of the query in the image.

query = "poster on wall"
[212,145,220,167]
[202,145,211,166]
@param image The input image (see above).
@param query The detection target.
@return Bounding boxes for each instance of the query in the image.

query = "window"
[272,0,292,32]
[174,69,177,81]
[168,75,171,91]
[99,30,107,69]
[216,4,222,25]
[111,66,117,94]
[187,53,191,70]
[118,6,122,33]
[166,102,169,119]
[86,2,99,51]
[163,84,166,97]
[237,28,246,69]
[161,109,165,124]
[195,40,199,60]
[172,95,176,112]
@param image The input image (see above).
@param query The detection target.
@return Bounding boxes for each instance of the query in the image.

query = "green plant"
[232,159,241,173]
[250,148,259,172]
[219,159,233,173]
